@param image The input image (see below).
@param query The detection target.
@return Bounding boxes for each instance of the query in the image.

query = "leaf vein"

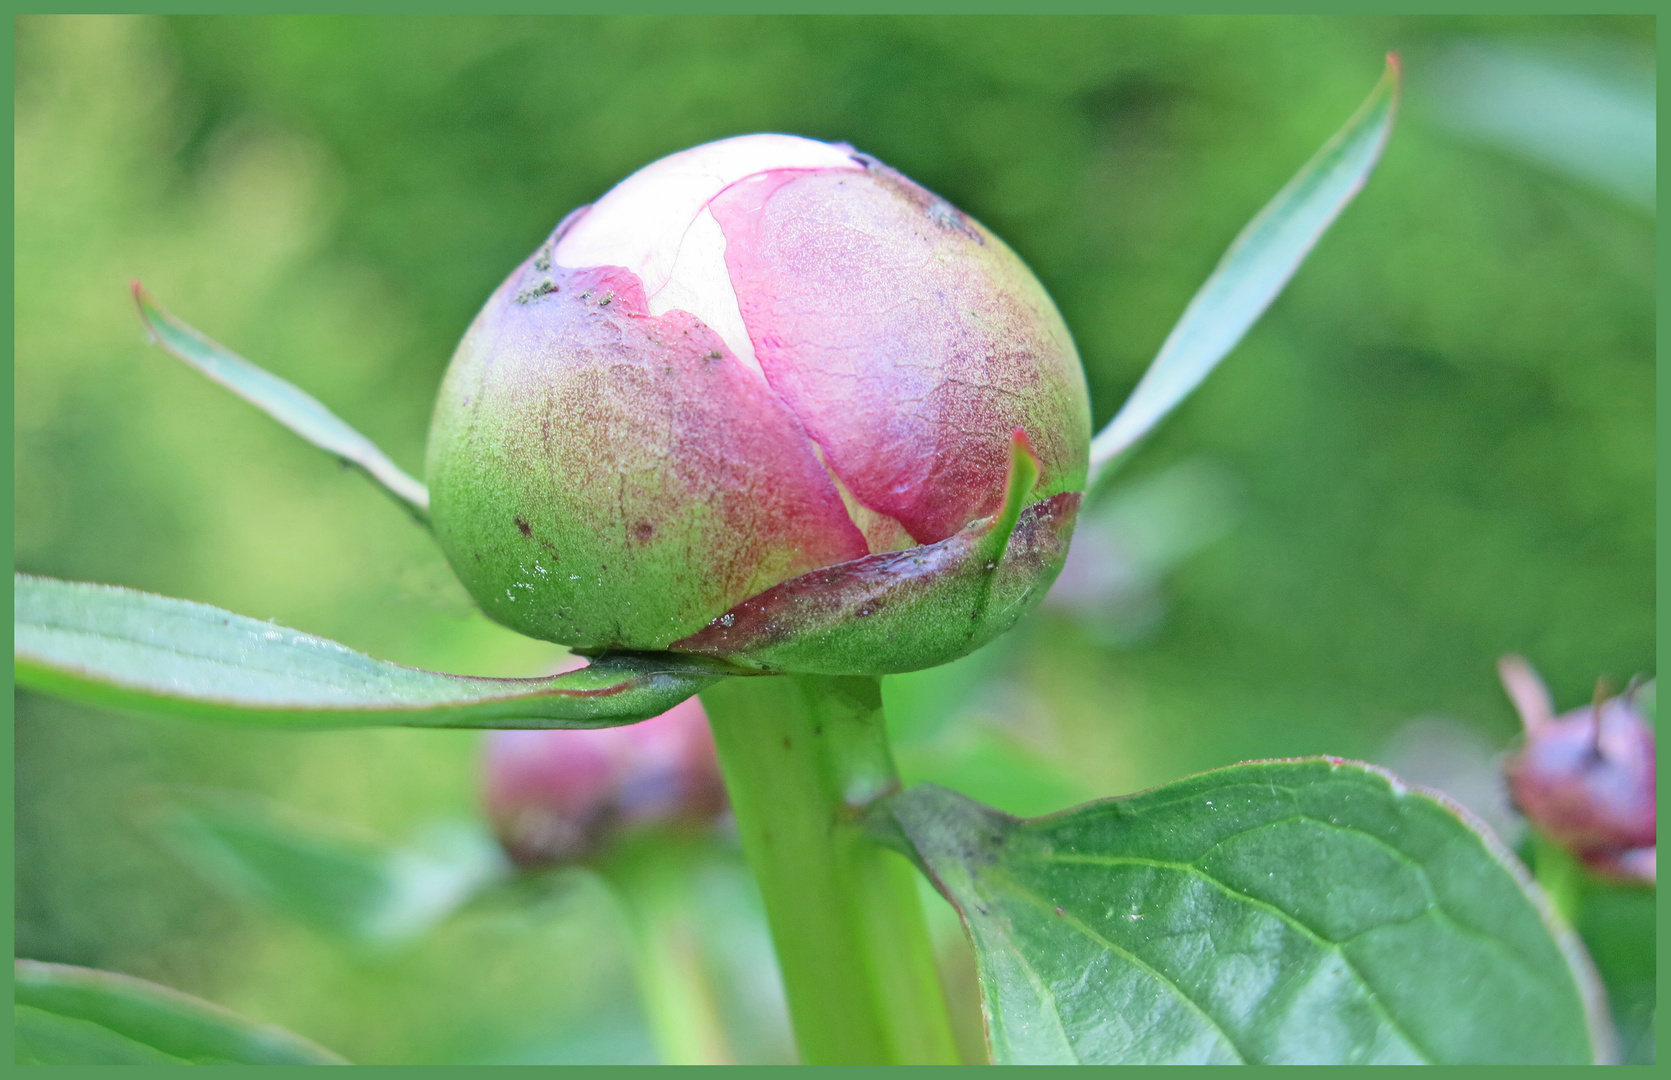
[992,876,1251,1063]
[1029,851,1433,1060]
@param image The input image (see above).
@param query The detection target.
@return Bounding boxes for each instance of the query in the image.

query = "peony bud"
[428,134,1091,675]
[483,690,727,866]
[1499,656,1656,883]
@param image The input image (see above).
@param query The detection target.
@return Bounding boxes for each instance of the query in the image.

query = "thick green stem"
[699,674,958,1065]
[601,834,734,1065]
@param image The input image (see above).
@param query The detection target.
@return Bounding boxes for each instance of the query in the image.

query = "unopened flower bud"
[483,689,726,866]
[428,134,1091,675]
[1499,656,1656,883]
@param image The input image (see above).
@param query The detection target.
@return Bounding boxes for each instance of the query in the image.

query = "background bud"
[428,134,1090,671]
[1499,656,1656,882]
[483,690,726,866]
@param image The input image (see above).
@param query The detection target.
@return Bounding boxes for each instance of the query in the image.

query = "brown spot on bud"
[514,279,557,304]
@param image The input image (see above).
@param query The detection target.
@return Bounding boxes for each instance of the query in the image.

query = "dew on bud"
[1499,655,1656,884]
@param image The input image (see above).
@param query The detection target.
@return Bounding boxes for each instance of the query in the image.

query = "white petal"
[553,133,861,299]
[648,206,762,379]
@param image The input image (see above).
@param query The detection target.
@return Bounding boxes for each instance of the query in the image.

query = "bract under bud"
[483,689,726,866]
[1499,656,1656,883]
[427,134,1091,674]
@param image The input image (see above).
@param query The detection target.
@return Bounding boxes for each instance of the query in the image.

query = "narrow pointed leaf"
[1088,57,1400,487]
[133,283,431,523]
[876,759,1613,1064]
[14,574,731,729]
[14,960,347,1065]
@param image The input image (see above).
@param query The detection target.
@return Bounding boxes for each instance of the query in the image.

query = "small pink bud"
[428,135,1091,674]
[483,686,726,866]
[1499,656,1656,883]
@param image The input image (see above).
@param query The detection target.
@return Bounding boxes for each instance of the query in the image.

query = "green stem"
[601,834,735,1065]
[699,674,959,1065]
[1528,832,1585,927]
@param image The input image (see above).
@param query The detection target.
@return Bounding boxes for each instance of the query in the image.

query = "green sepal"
[672,432,1073,676]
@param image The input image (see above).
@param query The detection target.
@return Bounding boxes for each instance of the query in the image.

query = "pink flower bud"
[1499,656,1656,883]
[483,687,726,866]
[428,135,1091,674]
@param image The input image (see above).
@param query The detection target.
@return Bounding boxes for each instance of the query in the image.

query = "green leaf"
[876,759,1614,1064]
[1088,57,1400,488]
[14,574,731,729]
[132,283,431,524]
[157,791,507,945]
[14,959,347,1064]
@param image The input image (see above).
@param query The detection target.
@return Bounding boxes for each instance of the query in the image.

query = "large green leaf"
[157,791,507,944]
[14,574,731,728]
[876,759,1613,1064]
[1087,57,1400,488]
[14,960,347,1064]
[133,283,431,524]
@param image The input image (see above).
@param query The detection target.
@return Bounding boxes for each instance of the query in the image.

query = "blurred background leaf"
[14,959,348,1064]
[1423,39,1654,214]
[15,13,1652,1064]
[1575,878,1656,1064]
[153,790,506,947]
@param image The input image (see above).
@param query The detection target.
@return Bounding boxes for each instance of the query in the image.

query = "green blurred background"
[15,14,1653,1064]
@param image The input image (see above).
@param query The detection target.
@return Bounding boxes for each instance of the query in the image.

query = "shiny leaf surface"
[1088,57,1400,486]
[877,759,1612,1064]
[14,960,346,1064]
[15,574,731,729]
